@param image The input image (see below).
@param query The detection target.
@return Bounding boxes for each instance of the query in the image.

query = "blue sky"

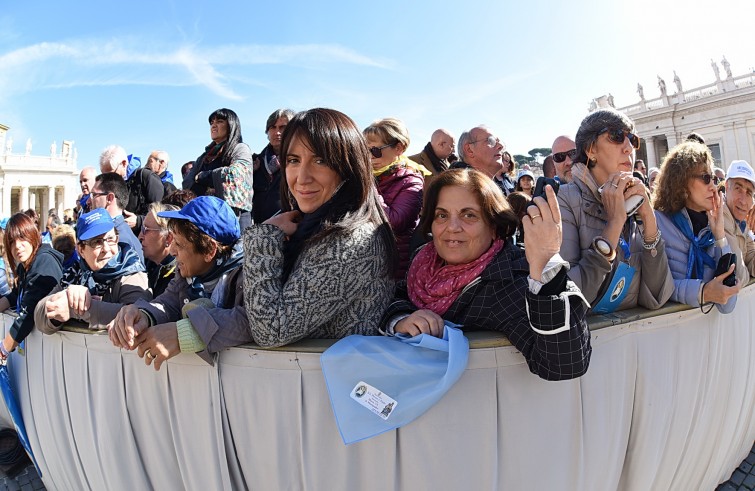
[1,0,753,180]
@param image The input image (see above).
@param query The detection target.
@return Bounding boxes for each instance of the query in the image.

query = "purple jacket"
[376,166,424,280]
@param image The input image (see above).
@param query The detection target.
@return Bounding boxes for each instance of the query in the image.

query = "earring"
[288,190,297,208]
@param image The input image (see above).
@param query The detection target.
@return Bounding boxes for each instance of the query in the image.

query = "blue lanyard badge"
[592,238,635,314]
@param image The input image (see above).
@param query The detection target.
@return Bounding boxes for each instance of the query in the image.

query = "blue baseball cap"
[158,196,240,245]
[77,208,115,240]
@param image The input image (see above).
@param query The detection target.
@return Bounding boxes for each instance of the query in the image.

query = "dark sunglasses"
[712,175,723,185]
[694,173,714,185]
[598,128,641,150]
[553,149,576,163]
[369,142,396,159]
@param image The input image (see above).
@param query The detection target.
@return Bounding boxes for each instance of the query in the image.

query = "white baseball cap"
[727,160,755,186]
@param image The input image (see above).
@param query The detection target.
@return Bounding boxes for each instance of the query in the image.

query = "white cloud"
[0,39,388,103]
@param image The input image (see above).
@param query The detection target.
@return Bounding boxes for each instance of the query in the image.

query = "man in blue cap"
[108,196,248,370]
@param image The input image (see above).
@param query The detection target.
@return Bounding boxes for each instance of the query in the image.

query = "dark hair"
[542,155,556,178]
[575,108,635,169]
[162,189,196,208]
[47,213,62,229]
[208,108,243,168]
[95,172,129,210]
[634,159,645,170]
[502,151,516,177]
[23,209,39,226]
[4,213,42,272]
[653,141,714,213]
[265,109,295,132]
[419,168,518,240]
[181,161,194,178]
[168,219,233,261]
[686,132,706,144]
[279,108,397,267]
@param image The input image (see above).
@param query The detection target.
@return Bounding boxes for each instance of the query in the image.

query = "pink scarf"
[407,239,504,315]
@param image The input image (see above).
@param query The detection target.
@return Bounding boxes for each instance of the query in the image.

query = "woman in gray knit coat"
[243,108,397,348]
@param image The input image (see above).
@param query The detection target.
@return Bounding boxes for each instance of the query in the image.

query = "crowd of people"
[0,105,752,383]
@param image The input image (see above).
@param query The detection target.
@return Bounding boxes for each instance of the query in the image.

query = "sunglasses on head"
[553,149,576,163]
[369,142,396,159]
[598,128,641,150]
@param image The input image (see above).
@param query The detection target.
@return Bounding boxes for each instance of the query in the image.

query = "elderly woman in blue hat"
[109,196,246,370]
[35,208,150,333]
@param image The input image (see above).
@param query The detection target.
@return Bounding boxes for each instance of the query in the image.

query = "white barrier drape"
[2,286,755,490]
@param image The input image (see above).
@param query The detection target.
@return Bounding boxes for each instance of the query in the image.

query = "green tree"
[528,148,552,158]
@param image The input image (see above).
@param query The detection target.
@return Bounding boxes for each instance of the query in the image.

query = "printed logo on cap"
[85,211,103,224]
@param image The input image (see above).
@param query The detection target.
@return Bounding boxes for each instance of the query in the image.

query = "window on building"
[708,144,721,165]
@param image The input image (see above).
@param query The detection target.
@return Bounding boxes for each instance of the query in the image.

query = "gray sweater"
[243,222,395,348]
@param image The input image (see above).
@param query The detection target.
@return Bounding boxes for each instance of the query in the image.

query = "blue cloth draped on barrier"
[0,362,40,476]
[321,323,469,445]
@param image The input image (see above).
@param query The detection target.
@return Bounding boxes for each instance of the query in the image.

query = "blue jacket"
[656,209,736,313]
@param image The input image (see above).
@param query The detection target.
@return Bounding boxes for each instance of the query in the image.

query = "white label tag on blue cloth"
[351,381,398,420]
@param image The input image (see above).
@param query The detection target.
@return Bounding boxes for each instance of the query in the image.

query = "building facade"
[595,61,755,171]
[0,124,79,227]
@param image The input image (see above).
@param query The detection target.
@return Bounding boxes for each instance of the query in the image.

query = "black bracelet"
[700,281,715,314]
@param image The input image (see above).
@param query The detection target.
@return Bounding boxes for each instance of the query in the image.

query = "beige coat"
[557,163,674,310]
[722,203,755,284]
[35,271,151,334]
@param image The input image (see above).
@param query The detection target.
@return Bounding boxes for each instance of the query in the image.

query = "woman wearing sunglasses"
[364,118,429,280]
[0,213,64,360]
[558,108,674,313]
[35,208,150,334]
[653,141,740,313]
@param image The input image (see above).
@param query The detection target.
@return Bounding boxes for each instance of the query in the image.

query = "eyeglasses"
[90,191,108,198]
[597,128,641,150]
[83,235,118,249]
[369,143,396,159]
[141,224,163,234]
[553,149,577,163]
[693,174,714,185]
[712,176,723,185]
[469,136,503,148]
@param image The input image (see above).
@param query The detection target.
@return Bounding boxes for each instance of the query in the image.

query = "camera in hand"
[714,252,737,287]
[597,183,645,216]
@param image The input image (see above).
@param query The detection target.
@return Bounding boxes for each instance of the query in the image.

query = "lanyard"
[618,237,631,261]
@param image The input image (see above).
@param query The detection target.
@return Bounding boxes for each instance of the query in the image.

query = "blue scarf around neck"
[61,242,144,296]
[670,210,716,279]
[188,241,243,301]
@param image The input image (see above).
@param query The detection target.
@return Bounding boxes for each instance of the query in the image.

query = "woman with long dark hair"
[243,108,397,347]
[183,108,254,229]
[0,213,63,359]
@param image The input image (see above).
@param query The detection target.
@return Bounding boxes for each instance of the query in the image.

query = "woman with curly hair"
[557,108,673,313]
[653,141,740,313]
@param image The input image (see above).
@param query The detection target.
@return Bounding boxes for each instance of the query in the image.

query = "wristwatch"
[592,236,616,262]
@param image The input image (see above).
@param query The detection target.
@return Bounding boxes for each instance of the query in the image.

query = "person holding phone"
[558,108,674,313]
[653,141,740,313]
